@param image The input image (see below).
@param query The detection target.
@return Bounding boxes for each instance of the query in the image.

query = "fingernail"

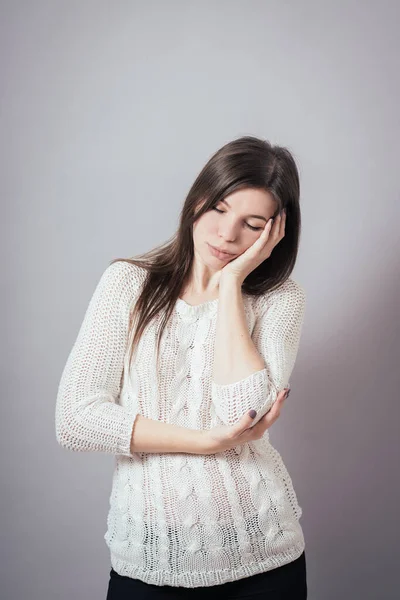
[249,409,257,418]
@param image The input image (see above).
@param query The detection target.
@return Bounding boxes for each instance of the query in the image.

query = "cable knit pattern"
[55,260,307,588]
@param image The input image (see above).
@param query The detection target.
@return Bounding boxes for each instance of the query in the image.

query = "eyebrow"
[220,198,268,222]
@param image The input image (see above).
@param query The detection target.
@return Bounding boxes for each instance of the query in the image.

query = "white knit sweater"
[55,260,307,588]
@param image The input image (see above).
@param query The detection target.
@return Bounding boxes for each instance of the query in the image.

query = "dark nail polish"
[249,409,257,418]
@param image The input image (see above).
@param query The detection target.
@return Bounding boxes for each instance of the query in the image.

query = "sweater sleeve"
[210,279,306,427]
[55,260,145,456]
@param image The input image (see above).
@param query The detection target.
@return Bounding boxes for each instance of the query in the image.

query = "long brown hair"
[110,135,302,375]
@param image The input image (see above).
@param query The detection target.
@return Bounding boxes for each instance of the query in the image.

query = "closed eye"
[212,206,263,231]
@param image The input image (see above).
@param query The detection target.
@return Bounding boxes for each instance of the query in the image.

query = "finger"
[265,217,274,231]
[253,401,281,432]
[246,219,272,256]
[267,215,280,244]
[279,209,286,237]
[275,388,290,408]
[268,390,289,420]
[255,219,274,251]
[235,387,289,437]
[255,390,288,431]
[230,410,259,438]
[275,212,284,238]
[268,397,283,420]
[261,219,273,240]
[252,408,278,435]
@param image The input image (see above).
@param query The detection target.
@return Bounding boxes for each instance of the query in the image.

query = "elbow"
[55,418,82,452]
[55,420,102,453]
[211,380,278,428]
[54,393,134,456]
[55,400,90,453]
[211,369,278,427]
[213,397,275,428]
[248,394,276,426]
[54,385,105,453]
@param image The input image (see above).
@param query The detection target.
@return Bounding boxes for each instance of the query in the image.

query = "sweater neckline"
[175,296,219,319]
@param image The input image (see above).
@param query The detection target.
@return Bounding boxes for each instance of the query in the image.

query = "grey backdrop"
[2,1,399,599]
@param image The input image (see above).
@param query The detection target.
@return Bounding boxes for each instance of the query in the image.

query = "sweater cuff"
[56,404,139,457]
[211,368,271,426]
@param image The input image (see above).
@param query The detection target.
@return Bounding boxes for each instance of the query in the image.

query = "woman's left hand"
[220,209,287,284]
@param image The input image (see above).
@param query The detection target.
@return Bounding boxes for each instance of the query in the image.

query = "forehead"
[222,188,277,215]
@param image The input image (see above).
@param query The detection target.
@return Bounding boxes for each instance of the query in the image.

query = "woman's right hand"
[202,388,290,455]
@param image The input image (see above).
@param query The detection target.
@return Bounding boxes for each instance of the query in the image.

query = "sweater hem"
[109,539,305,588]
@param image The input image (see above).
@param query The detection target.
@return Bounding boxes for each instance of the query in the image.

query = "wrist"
[192,430,213,455]
[219,274,244,291]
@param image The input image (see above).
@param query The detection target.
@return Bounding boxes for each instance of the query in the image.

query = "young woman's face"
[193,188,277,267]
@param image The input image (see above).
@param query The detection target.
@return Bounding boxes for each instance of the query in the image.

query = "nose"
[218,220,238,242]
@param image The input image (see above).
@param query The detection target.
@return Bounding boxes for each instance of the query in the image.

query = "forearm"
[210,277,306,427]
[130,414,207,454]
[212,276,265,385]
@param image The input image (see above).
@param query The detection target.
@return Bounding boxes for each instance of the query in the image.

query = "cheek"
[239,236,258,255]
[193,213,215,237]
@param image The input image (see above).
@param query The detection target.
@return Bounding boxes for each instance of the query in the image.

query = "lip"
[207,243,236,260]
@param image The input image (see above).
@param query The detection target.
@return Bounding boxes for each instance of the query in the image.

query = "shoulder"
[96,259,149,300]
[104,259,148,283]
[272,276,306,302]
[253,276,306,315]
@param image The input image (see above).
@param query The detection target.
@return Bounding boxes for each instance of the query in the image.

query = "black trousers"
[106,550,307,599]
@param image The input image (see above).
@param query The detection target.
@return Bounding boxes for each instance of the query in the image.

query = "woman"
[55,135,308,599]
